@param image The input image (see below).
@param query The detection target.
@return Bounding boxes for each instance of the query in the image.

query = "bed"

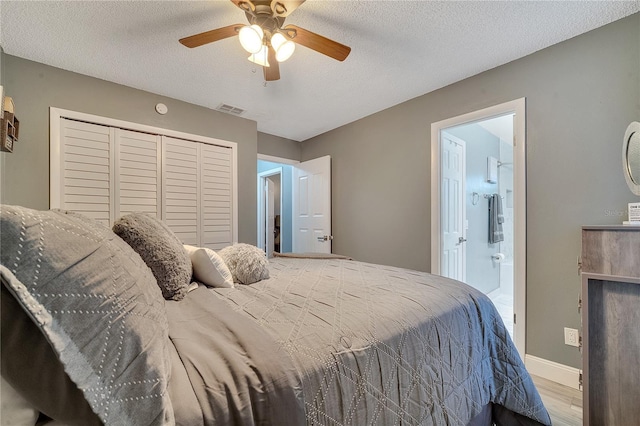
[0,205,551,426]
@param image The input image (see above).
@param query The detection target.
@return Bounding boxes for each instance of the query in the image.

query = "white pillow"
[183,245,234,288]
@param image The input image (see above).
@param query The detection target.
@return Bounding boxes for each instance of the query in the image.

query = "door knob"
[458,237,467,244]
[317,235,334,242]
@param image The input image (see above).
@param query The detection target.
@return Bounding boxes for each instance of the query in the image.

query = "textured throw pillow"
[184,245,234,288]
[113,213,191,301]
[0,205,174,425]
[218,243,270,284]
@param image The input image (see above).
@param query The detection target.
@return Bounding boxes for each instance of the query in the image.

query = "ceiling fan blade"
[179,24,243,48]
[270,0,305,17]
[283,24,351,61]
[264,45,280,81]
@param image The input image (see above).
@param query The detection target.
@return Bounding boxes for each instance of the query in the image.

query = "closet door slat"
[115,129,161,219]
[60,119,113,226]
[162,136,200,246]
[201,144,233,250]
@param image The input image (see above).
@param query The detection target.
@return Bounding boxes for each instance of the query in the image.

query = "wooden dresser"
[581,226,640,425]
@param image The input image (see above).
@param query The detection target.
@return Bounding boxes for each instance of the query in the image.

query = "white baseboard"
[525,354,581,390]
[486,288,502,300]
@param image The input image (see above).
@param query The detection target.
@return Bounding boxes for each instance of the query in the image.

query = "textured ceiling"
[1,1,638,141]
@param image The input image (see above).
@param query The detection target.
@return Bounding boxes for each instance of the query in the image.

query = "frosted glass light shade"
[270,32,295,62]
[248,44,270,67]
[239,25,264,54]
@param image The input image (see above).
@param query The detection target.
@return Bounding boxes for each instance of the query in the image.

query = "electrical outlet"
[564,327,580,347]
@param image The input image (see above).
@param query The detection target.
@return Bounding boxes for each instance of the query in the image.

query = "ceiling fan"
[179,0,351,81]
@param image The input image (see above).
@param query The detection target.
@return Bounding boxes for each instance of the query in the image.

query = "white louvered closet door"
[59,119,114,226]
[162,136,200,246]
[115,129,161,219]
[54,112,237,248]
[200,143,233,250]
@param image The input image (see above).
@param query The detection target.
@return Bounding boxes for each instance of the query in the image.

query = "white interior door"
[292,156,331,253]
[441,132,466,282]
[266,177,275,258]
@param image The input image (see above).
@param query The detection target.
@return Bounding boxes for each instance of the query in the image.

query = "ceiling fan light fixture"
[239,24,264,54]
[248,44,270,67]
[270,32,295,62]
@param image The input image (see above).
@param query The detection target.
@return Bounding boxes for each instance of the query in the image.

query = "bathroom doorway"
[431,99,526,357]
[257,156,297,256]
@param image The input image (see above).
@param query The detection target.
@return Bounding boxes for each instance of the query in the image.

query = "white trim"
[486,287,503,300]
[430,98,527,358]
[258,153,300,165]
[525,354,582,391]
[512,99,526,360]
[51,107,237,150]
[50,107,238,244]
[196,142,203,245]
[49,112,62,208]
[231,143,239,244]
[110,127,118,223]
[257,167,284,253]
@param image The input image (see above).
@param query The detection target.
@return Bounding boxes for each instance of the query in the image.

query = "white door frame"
[258,153,299,165]
[257,167,283,253]
[430,98,526,358]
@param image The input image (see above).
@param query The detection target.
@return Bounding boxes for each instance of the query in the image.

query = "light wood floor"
[531,374,582,426]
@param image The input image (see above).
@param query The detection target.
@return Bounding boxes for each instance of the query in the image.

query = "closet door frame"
[50,107,238,244]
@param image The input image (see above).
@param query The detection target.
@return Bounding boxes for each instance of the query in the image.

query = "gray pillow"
[113,213,191,301]
[0,205,173,425]
[218,243,270,284]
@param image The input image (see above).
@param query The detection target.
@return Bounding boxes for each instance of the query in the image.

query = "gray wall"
[301,14,640,368]
[0,54,258,245]
[258,131,301,161]
[447,123,501,295]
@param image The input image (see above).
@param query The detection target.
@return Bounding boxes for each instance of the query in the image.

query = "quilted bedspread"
[198,257,551,426]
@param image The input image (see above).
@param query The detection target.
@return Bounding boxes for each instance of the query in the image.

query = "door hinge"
[579,335,583,350]
[513,313,516,324]
[579,371,583,389]
[577,255,582,276]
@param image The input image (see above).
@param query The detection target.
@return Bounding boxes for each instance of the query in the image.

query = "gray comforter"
[167,257,551,425]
